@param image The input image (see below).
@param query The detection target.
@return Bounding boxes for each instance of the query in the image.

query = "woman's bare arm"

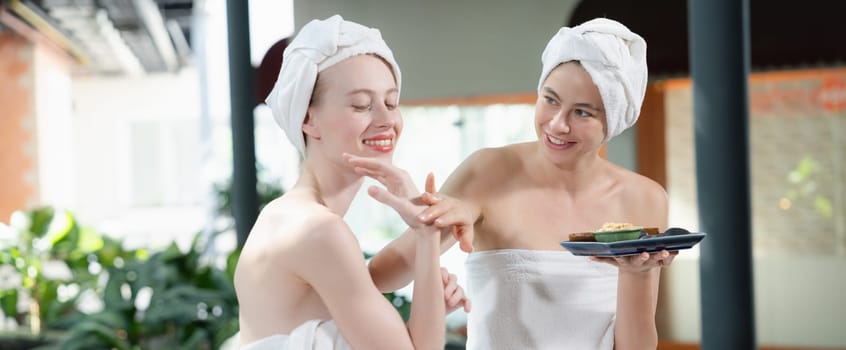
[363,150,491,292]
[593,179,674,350]
[295,217,445,349]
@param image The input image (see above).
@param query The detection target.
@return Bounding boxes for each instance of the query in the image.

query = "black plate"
[560,233,706,257]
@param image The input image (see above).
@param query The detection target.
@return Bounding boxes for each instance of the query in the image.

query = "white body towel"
[465,249,618,350]
[240,320,351,350]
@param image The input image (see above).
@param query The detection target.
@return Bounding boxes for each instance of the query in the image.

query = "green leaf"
[92,235,133,267]
[34,279,61,320]
[85,310,132,331]
[384,292,412,322]
[61,319,133,350]
[207,268,235,295]
[145,301,197,324]
[225,248,241,280]
[76,227,105,255]
[135,248,150,261]
[179,328,209,350]
[796,156,819,179]
[212,318,241,348]
[45,210,77,254]
[103,270,134,310]
[28,207,56,239]
[815,196,833,219]
[159,243,184,262]
[42,297,79,329]
[0,289,19,318]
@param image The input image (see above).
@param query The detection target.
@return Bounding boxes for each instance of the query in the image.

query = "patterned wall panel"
[664,70,846,256]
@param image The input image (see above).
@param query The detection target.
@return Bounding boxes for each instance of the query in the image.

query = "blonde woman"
[235,15,466,349]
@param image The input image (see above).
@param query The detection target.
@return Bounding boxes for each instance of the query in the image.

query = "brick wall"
[0,33,36,222]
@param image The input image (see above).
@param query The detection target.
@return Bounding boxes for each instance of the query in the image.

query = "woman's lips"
[362,136,394,152]
[545,134,576,150]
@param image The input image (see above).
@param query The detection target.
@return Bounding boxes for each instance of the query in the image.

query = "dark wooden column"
[688,0,756,348]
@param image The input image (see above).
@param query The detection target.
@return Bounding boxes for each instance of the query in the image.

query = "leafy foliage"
[0,208,239,349]
[1,173,415,349]
[58,235,240,350]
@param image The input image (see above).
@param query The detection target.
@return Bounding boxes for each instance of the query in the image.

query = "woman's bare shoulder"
[234,197,363,303]
[243,195,355,261]
[466,142,530,167]
[604,162,668,226]
[629,173,666,203]
[603,162,665,197]
[446,142,531,194]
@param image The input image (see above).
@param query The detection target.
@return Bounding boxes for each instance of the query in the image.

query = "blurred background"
[0,0,844,349]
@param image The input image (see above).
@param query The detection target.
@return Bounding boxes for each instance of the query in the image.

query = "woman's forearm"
[406,228,445,349]
[614,269,659,350]
[370,227,457,293]
[369,230,417,293]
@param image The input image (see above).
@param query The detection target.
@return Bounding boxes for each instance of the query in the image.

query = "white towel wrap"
[239,319,351,350]
[538,18,648,141]
[265,15,401,156]
[465,249,618,350]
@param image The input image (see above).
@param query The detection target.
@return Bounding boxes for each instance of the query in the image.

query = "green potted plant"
[0,207,109,348]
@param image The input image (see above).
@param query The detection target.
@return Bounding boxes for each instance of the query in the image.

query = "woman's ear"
[301,110,321,140]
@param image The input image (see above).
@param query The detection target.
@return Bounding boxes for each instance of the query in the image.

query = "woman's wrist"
[618,268,654,279]
[410,225,440,237]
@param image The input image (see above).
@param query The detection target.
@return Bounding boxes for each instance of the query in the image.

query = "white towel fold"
[265,15,401,155]
[240,319,351,350]
[538,18,648,141]
[465,249,618,350]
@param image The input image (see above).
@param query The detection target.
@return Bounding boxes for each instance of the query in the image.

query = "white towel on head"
[538,18,648,141]
[239,319,351,350]
[465,249,618,350]
[265,15,401,156]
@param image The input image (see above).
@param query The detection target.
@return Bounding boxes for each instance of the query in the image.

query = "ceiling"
[3,0,844,78]
[2,0,195,75]
[569,0,846,77]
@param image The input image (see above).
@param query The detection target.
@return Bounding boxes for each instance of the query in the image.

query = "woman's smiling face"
[534,61,607,165]
[303,54,402,162]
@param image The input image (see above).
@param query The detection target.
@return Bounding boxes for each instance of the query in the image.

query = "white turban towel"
[537,18,647,141]
[265,15,402,156]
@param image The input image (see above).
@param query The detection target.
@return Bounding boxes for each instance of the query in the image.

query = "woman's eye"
[385,102,397,110]
[352,104,371,111]
[575,109,593,118]
[544,96,559,106]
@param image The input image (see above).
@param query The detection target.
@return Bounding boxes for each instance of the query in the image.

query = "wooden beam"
[636,82,668,187]
[5,0,87,64]
[404,92,537,106]
[658,342,846,350]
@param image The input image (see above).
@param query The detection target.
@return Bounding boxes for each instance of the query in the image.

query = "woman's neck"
[531,144,607,193]
[295,157,364,216]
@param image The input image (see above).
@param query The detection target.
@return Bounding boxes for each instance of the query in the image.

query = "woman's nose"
[372,104,398,128]
[549,112,570,133]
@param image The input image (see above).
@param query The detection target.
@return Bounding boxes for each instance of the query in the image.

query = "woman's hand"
[417,192,477,253]
[345,153,420,196]
[590,250,678,274]
[344,153,430,229]
[441,267,471,314]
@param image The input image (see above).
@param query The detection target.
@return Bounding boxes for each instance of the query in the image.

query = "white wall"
[662,257,846,347]
[294,0,581,101]
[33,40,75,210]
[71,69,208,249]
